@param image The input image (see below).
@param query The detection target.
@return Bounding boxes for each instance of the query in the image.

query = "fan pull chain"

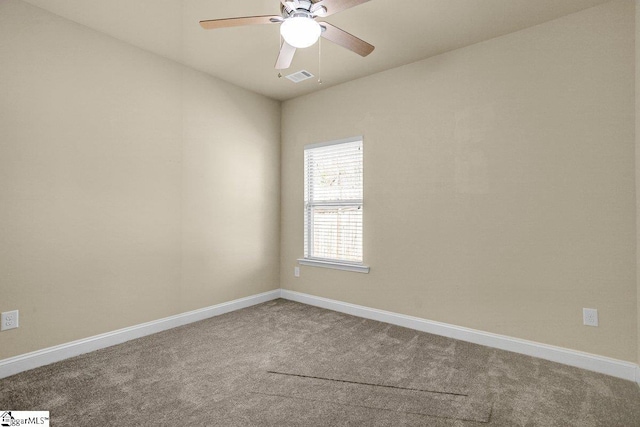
[318,36,322,85]
[277,34,283,78]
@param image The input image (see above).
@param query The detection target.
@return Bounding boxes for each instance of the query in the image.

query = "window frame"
[297,136,370,274]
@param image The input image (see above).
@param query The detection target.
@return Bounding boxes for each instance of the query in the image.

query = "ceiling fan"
[199,0,374,70]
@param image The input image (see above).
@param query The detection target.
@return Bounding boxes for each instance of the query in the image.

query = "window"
[299,137,369,273]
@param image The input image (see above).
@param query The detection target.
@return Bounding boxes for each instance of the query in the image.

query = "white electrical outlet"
[1,310,19,331]
[583,308,598,327]
[294,267,300,278]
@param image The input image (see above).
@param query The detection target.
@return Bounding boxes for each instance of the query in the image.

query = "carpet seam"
[266,370,469,397]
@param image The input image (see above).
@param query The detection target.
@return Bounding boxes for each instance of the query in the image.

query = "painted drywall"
[0,0,280,360]
[281,0,636,362]
[636,0,640,367]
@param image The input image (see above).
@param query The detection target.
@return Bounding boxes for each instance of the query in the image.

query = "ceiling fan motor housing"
[282,0,315,18]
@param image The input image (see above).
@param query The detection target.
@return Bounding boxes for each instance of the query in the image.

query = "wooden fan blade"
[313,0,371,17]
[200,15,282,30]
[275,41,297,69]
[319,22,374,57]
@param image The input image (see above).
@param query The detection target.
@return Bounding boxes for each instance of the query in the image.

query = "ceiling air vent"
[285,70,314,83]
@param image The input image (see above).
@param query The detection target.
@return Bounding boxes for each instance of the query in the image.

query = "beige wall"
[0,0,280,360]
[281,0,636,362]
[636,0,640,367]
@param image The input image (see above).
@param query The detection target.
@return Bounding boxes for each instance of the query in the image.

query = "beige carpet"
[1,299,639,426]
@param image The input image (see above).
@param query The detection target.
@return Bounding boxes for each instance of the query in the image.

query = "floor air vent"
[286,70,314,83]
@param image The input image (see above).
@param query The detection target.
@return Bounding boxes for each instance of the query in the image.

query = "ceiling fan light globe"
[280,17,321,48]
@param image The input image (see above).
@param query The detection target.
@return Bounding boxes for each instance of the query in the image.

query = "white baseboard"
[3,288,638,385]
[0,289,281,379]
[280,289,639,383]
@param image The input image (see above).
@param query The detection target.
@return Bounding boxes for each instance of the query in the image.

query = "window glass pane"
[305,141,363,202]
[310,206,362,263]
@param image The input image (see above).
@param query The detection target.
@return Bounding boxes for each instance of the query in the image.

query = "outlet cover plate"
[1,310,19,331]
[583,308,598,327]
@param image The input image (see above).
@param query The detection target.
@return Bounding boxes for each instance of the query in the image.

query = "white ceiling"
[22,0,610,101]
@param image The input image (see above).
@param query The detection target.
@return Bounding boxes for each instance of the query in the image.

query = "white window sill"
[297,258,370,274]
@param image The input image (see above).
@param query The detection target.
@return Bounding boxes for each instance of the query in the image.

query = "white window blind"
[304,137,363,265]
